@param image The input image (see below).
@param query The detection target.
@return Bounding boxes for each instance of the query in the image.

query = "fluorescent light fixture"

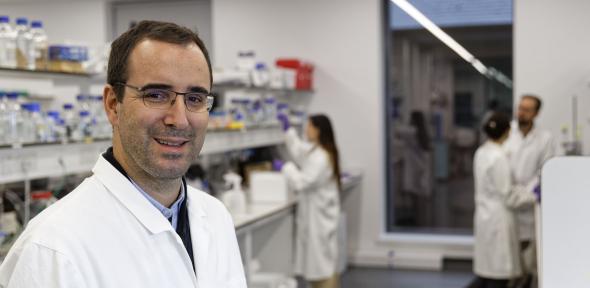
[471,59,488,75]
[391,0,513,89]
[391,0,475,64]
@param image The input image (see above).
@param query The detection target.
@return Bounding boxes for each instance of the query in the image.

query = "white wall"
[111,0,212,49]
[212,0,392,266]
[515,0,590,154]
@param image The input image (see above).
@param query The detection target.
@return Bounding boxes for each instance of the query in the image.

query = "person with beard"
[0,21,246,287]
[503,94,559,288]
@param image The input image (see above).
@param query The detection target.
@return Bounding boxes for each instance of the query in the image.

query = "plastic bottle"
[252,63,270,87]
[62,103,76,141]
[55,118,67,144]
[0,91,7,144]
[6,92,23,146]
[19,103,33,143]
[46,110,60,142]
[76,94,90,113]
[0,16,17,68]
[30,21,48,70]
[28,102,48,143]
[263,97,277,125]
[91,95,109,139]
[250,99,264,126]
[241,99,253,127]
[220,172,246,214]
[15,17,34,70]
[74,110,93,143]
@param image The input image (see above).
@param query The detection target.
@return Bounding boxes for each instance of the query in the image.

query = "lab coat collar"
[512,120,540,141]
[92,155,177,235]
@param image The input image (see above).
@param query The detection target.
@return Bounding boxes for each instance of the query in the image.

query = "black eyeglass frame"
[115,82,214,113]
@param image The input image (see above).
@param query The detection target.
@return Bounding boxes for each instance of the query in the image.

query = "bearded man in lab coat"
[503,94,559,288]
[0,21,246,287]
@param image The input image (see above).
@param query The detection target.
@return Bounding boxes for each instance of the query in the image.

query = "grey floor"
[340,267,474,288]
[296,266,474,288]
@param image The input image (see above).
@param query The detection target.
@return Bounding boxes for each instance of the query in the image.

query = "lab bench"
[232,170,363,286]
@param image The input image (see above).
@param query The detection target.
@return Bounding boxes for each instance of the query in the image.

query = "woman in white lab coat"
[275,114,341,288]
[472,112,521,288]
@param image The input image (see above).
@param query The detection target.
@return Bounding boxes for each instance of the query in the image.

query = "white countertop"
[233,200,297,232]
[231,170,363,233]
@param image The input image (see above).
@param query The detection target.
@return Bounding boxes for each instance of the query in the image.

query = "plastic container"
[28,102,49,143]
[55,118,67,144]
[73,110,93,143]
[262,97,277,125]
[230,99,250,126]
[62,103,76,140]
[0,16,17,68]
[275,58,314,90]
[208,110,231,130]
[15,17,34,70]
[249,99,264,126]
[46,110,60,142]
[0,91,7,144]
[251,63,270,87]
[237,51,256,71]
[76,94,90,112]
[220,172,246,214]
[91,95,110,139]
[30,21,48,70]
[6,92,23,146]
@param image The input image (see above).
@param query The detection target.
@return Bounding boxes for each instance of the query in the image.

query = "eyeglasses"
[115,82,214,113]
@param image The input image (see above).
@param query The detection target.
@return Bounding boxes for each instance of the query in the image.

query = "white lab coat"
[281,128,340,281]
[503,121,558,240]
[473,141,522,279]
[0,155,246,288]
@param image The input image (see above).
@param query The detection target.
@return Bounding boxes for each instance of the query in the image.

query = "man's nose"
[163,96,190,128]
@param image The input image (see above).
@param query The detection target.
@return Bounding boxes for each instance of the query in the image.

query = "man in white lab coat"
[0,21,246,287]
[504,95,559,288]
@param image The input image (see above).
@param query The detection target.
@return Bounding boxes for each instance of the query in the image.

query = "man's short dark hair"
[107,20,212,102]
[522,94,542,113]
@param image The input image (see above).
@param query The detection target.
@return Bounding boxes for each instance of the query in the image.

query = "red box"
[276,58,314,91]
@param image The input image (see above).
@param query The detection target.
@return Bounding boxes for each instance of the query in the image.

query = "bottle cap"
[31,21,43,28]
[16,18,28,26]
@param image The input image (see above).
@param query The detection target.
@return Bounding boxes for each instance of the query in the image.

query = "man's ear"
[103,85,120,127]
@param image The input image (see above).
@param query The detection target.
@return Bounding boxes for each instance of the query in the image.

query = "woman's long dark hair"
[309,114,342,191]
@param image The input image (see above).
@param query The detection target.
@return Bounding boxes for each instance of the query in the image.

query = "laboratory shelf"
[212,83,313,95]
[0,67,99,78]
[0,140,111,185]
[0,67,106,95]
[0,67,105,84]
[0,126,285,184]
[200,126,284,155]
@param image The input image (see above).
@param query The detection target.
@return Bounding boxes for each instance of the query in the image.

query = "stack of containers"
[0,16,17,69]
